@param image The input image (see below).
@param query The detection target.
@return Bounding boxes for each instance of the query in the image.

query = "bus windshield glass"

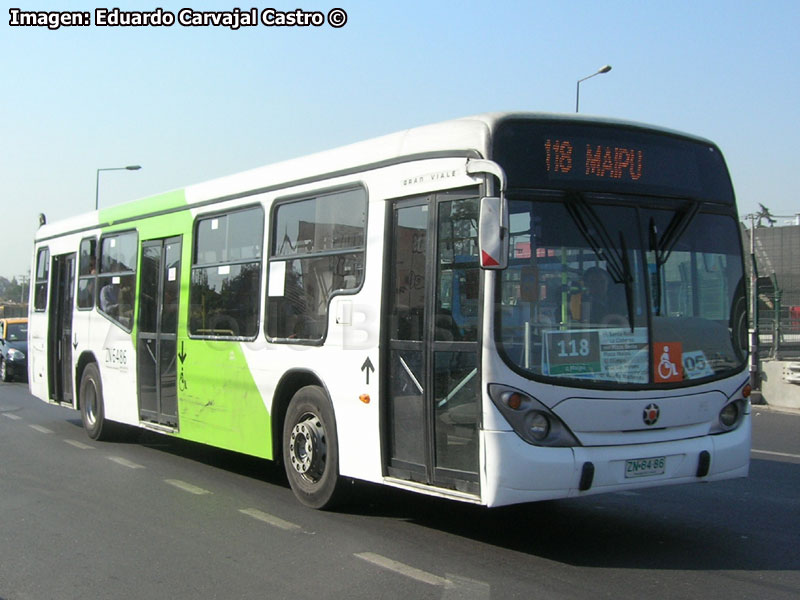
[496,197,747,386]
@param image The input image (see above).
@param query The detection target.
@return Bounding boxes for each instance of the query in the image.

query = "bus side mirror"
[479,196,509,270]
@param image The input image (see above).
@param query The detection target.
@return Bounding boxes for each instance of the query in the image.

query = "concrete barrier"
[758,360,800,410]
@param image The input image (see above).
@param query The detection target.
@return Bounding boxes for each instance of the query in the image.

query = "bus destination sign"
[491,120,736,204]
[544,138,643,183]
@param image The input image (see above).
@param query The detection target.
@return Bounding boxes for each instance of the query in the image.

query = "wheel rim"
[84,381,98,427]
[0,360,5,379]
[289,413,326,483]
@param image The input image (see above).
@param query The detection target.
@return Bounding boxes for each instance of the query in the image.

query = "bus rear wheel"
[80,363,114,441]
[282,386,345,509]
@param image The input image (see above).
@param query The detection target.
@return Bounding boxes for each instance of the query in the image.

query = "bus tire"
[80,363,114,441]
[282,385,345,509]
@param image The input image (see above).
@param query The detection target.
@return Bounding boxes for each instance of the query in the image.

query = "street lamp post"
[95,165,142,210]
[576,65,612,113]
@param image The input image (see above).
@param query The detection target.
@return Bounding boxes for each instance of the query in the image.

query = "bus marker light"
[359,394,371,404]
[742,384,752,398]
[507,393,523,410]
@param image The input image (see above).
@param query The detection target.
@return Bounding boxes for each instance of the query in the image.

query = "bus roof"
[35,112,716,241]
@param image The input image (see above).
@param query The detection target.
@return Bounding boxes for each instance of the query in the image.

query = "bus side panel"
[178,337,272,459]
[28,246,49,401]
[92,318,139,424]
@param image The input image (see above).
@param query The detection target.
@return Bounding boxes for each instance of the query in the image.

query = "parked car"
[0,317,28,382]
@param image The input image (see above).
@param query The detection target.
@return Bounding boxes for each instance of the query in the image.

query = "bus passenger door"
[137,237,181,428]
[48,253,75,404]
[384,191,481,496]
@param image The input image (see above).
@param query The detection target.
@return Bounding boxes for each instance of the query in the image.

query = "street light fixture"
[576,65,612,113]
[95,165,142,210]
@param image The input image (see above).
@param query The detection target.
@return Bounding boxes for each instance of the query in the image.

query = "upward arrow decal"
[361,356,375,385]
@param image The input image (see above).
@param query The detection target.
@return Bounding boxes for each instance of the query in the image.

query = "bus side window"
[77,237,97,309]
[97,231,137,331]
[34,247,50,311]
[266,188,366,342]
[189,206,264,339]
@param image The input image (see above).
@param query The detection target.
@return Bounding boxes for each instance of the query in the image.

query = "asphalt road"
[1,381,798,600]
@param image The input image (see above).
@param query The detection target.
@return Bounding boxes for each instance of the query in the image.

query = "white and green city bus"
[29,113,751,508]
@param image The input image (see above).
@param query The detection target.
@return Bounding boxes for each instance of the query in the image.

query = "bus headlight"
[719,403,739,427]
[489,384,580,447]
[713,399,747,433]
[527,412,551,441]
[8,348,25,361]
[719,402,739,429]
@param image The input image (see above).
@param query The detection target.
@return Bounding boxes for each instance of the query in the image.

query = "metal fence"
[744,222,800,360]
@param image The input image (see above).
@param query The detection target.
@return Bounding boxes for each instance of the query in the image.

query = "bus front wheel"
[80,363,114,441]
[282,386,345,509]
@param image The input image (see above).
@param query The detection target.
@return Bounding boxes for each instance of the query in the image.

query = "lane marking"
[64,439,94,450]
[165,479,212,495]
[107,456,145,469]
[2,413,22,420]
[29,424,53,434]
[355,553,491,597]
[752,448,800,460]
[442,573,492,600]
[239,508,301,531]
[355,552,448,586]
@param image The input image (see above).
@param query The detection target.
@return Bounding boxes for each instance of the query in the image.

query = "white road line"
[752,448,800,460]
[442,573,492,600]
[29,424,53,434]
[238,508,301,531]
[64,439,94,450]
[355,553,491,597]
[354,552,448,586]
[164,479,211,495]
[107,456,145,469]
[1,413,21,420]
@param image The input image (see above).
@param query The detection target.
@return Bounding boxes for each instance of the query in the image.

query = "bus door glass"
[137,237,181,427]
[385,190,480,495]
[48,253,75,403]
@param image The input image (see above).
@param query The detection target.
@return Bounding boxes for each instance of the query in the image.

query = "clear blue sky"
[2,0,798,279]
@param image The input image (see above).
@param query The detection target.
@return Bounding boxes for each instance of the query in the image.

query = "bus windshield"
[496,196,747,386]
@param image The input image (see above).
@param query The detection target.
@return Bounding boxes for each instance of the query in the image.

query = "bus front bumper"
[481,415,751,507]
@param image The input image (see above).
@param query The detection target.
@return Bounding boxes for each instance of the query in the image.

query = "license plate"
[625,456,666,478]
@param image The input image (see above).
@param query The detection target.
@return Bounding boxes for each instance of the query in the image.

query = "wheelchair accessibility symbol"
[654,342,683,383]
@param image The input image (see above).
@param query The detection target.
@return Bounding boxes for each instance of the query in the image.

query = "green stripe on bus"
[179,339,271,458]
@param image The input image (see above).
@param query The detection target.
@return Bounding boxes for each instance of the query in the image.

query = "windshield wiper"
[565,193,626,283]
[564,192,635,331]
[649,200,701,316]
[656,200,701,266]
